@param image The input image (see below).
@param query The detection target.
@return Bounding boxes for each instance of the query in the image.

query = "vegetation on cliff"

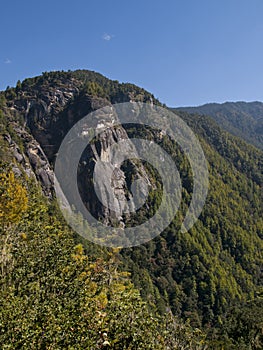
[0,70,262,349]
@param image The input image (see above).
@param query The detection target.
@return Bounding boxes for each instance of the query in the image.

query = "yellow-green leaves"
[0,171,28,225]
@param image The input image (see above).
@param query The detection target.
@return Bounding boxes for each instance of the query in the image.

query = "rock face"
[4,125,54,198]
[77,121,152,227]
[4,71,155,226]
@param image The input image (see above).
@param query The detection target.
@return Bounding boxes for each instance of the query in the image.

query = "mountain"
[176,101,263,150]
[0,70,262,349]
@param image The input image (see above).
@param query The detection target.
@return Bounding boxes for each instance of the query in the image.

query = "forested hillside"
[176,101,263,150]
[0,70,262,349]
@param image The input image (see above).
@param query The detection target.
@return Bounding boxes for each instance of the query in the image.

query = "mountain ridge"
[176,100,263,150]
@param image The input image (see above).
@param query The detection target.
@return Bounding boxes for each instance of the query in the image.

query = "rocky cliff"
[1,70,157,226]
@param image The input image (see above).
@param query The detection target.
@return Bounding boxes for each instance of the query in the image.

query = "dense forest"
[177,101,263,150]
[0,70,262,349]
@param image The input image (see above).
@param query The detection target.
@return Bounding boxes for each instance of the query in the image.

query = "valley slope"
[0,70,262,349]
[176,101,263,150]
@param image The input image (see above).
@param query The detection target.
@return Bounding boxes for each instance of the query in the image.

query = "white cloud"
[102,33,114,41]
[4,58,11,64]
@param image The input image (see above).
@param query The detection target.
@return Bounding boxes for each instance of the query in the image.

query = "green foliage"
[177,101,263,150]
[0,181,207,349]
[0,170,28,225]
[83,81,108,98]
[4,87,16,101]
[16,69,160,106]
[0,69,262,348]
[0,93,6,109]
[120,115,262,333]
[226,297,263,349]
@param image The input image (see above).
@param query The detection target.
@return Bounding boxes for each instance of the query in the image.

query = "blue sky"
[1,0,263,106]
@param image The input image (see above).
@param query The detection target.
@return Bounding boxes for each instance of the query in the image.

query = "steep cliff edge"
[1,70,157,226]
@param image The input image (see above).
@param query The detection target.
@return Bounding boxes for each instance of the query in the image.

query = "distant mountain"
[176,101,263,150]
